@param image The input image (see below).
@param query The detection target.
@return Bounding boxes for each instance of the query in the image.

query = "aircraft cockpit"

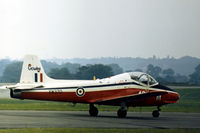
[129,72,158,87]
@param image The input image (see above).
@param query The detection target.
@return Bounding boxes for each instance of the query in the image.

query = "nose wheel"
[152,106,161,118]
[89,104,98,117]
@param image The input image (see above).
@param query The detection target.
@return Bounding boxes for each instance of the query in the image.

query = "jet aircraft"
[4,55,179,118]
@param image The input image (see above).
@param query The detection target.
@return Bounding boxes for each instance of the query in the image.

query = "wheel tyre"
[117,109,127,118]
[152,110,160,118]
[89,107,98,116]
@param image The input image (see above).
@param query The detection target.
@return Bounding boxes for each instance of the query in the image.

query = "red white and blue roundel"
[76,88,85,97]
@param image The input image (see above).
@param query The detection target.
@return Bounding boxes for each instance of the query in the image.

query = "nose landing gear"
[152,106,161,118]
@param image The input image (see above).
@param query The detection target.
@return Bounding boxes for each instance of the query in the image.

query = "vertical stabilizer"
[20,55,51,83]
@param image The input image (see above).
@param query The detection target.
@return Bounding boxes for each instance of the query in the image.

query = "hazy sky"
[0,0,200,59]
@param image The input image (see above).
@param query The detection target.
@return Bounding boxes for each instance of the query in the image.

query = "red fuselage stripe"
[21,88,179,106]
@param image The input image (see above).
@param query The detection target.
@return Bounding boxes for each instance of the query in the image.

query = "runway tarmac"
[0,110,199,129]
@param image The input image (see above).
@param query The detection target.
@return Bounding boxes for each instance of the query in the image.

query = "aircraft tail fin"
[20,55,52,84]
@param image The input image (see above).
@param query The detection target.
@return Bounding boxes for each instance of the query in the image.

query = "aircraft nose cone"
[163,92,180,104]
[174,92,180,102]
[170,92,180,103]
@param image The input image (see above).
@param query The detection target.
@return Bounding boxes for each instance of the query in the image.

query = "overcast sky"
[0,0,200,59]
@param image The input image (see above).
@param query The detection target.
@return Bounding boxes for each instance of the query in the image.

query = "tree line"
[0,61,200,85]
[48,64,114,80]
[145,64,188,84]
[0,62,122,82]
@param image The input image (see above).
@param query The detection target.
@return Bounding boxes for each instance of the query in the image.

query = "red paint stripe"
[20,88,178,106]
[40,73,43,82]
[21,88,143,102]
[21,88,174,106]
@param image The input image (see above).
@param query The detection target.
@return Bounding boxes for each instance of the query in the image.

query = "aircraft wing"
[95,91,168,106]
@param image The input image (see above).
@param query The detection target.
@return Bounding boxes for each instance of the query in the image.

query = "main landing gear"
[89,104,98,116]
[117,102,127,118]
[152,106,161,118]
[89,103,128,118]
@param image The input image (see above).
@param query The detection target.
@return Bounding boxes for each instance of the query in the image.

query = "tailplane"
[20,55,52,84]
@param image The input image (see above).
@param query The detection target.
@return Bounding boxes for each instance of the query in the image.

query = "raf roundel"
[76,88,85,97]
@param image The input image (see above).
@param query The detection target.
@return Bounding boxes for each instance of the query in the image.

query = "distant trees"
[0,61,118,82]
[0,62,22,82]
[162,68,175,83]
[189,64,200,85]
[49,64,114,80]
[146,64,162,79]
[107,64,123,75]
[1,60,200,85]
[162,68,175,77]
[146,64,188,84]
[62,63,81,74]
[133,69,143,72]
[0,59,11,76]
[48,68,74,79]
[79,64,113,79]
[41,60,80,74]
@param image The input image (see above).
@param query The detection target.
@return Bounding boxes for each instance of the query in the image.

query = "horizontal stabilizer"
[0,84,44,90]
[0,85,8,90]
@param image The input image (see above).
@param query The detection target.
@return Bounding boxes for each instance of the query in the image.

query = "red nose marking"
[163,92,179,104]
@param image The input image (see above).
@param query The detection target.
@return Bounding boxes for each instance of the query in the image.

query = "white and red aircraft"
[4,55,179,118]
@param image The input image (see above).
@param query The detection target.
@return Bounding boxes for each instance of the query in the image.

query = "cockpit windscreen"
[129,72,158,86]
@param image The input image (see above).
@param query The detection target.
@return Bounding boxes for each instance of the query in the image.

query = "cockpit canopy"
[129,72,158,86]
